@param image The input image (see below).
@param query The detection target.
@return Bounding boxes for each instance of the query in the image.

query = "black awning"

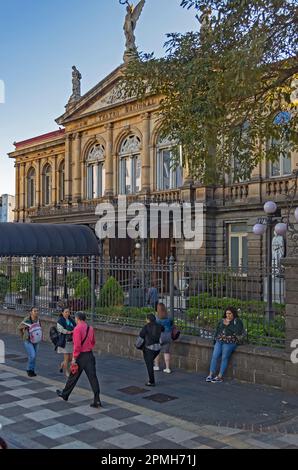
[0,223,99,257]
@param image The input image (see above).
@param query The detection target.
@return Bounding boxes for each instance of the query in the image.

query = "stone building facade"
[8,64,298,266]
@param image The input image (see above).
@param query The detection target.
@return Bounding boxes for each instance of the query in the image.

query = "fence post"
[91,255,96,324]
[31,256,37,308]
[169,255,175,320]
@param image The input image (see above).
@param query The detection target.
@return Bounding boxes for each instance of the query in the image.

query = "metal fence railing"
[0,256,285,349]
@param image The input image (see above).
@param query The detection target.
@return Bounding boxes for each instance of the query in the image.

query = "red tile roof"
[14,129,65,149]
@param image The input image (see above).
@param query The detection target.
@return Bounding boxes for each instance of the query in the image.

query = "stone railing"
[266,177,291,198]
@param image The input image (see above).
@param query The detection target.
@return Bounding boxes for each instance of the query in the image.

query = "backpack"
[49,326,60,348]
[24,321,43,344]
[171,325,181,341]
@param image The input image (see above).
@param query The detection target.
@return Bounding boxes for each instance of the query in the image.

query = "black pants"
[143,348,160,384]
[62,351,100,401]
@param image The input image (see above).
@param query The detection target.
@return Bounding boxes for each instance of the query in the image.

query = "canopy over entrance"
[0,223,99,257]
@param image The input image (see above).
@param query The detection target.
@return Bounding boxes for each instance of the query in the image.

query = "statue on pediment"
[67,66,82,107]
[121,0,146,62]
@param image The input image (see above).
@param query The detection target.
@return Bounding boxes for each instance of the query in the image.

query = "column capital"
[141,112,151,120]
[104,122,114,131]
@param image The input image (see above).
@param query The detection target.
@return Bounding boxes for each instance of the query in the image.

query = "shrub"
[66,271,86,289]
[74,277,91,301]
[0,274,9,302]
[97,277,124,307]
[14,271,42,296]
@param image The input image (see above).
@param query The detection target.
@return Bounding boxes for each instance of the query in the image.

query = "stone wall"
[1,309,295,392]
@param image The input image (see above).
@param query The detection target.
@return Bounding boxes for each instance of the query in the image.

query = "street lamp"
[253,189,298,320]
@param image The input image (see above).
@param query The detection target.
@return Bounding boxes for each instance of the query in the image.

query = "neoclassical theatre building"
[9,66,298,267]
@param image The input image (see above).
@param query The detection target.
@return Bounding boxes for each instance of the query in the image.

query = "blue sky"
[0,0,198,195]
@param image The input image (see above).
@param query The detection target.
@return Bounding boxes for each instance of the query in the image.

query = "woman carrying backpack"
[18,307,43,377]
[56,308,76,377]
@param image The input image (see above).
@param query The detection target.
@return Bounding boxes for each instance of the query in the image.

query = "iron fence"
[0,256,285,349]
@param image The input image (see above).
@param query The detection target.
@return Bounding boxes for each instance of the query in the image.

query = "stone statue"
[272,231,285,274]
[68,66,82,106]
[122,0,146,62]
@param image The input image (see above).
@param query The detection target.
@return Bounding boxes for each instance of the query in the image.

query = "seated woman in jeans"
[206,306,244,383]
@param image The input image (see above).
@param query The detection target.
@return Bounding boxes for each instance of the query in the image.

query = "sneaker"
[27,370,36,377]
[163,368,172,374]
[153,366,160,371]
[211,376,223,383]
[56,389,68,401]
[205,375,213,383]
[145,382,155,387]
[90,401,102,409]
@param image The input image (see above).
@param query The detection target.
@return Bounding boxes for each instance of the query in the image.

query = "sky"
[0,0,198,195]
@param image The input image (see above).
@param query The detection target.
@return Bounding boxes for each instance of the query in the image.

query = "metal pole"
[169,255,175,320]
[91,255,96,324]
[64,257,68,300]
[31,255,37,308]
[266,216,274,321]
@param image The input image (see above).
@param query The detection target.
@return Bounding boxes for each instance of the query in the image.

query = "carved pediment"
[79,84,131,116]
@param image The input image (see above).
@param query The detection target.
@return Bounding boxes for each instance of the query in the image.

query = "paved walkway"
[0,334,298,449]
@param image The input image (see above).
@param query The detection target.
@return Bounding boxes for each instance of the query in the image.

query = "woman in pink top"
[56,312,101,408]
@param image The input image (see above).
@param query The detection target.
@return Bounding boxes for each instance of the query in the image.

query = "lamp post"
[253,189,298,320]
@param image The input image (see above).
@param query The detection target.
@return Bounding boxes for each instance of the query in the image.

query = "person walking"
[154,303,173,374]
[206,306,244,383]
[147,284,159,312]
[18,307,42,377]
[139,313,164,386]
[56,308,76,377]
[56,312,101,408]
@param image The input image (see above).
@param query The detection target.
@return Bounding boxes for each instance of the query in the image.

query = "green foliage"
[0,274,9,302]
[123,0,298,183]
[97,277,124,307]
[74,277,91,300]
[66,271,86,289]
[14,271,42,296]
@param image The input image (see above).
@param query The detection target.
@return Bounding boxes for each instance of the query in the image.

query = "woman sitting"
[206,306,244,383]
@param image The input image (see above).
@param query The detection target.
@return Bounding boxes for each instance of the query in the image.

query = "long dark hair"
[223,306,238,319]
[0,437,8,449]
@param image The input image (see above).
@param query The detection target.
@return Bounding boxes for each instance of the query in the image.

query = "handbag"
[135,336,145,350]
[171,325,181,341]
[70,326,91,375]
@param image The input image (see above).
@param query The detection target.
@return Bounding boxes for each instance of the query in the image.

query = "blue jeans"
[24,341,39,372]
[210,341,237,377]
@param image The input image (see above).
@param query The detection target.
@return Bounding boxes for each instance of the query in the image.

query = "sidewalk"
[0,333,298,449]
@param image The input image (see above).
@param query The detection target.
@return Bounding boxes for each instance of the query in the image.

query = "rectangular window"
[271,152,291,177]
[228,223,248,272]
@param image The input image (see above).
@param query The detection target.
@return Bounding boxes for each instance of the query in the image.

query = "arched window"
[119,135,141,194]
[156,135,182,190]
[58,161,65,202]
[27,167,35,208]
[42,163,52,206]
[86,144,105,199]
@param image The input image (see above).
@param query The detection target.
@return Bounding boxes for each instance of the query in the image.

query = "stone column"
[52,156,57,205]
[281,257,298,393]
[14,163,20,221]
[141,113,150,193]
[36,159,41,207]
[72,133,82,202]
[19,162,26,221]
[64,134,72,202]
[105,123,114,197]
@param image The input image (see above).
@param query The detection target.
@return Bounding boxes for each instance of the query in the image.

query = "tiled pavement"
[0,334,298,449]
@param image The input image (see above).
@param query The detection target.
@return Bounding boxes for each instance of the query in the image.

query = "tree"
[122,0,298,184]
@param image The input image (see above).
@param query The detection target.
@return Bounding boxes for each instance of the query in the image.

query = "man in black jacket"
[139,313,164,386]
